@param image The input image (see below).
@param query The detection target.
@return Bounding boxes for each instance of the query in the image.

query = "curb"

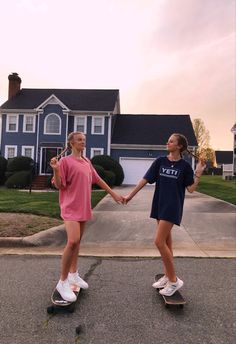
[0,224,66,248]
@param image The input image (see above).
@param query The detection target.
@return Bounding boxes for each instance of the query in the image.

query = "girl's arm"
[124,178,148,204]
[187,160,206,193]
[96,178,123,203]
[50,157,62,189]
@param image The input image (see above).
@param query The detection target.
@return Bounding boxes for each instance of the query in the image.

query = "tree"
[192,118,216,167]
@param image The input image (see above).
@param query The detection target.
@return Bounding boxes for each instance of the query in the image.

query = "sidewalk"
[0,186,235,257]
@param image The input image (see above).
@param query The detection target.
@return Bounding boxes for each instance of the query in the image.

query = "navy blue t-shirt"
[143,156,194,226]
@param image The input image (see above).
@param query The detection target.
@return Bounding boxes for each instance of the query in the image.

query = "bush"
[103,170,116,187]
[91,155,124,186]
[0,156,7,185]
[6,156,34,173]
[5,170,31,188]
[93,164,106,179]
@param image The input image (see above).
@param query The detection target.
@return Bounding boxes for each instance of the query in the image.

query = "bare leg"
[69,222,86,273]
[60,221,81,281]
[154,220,176,283]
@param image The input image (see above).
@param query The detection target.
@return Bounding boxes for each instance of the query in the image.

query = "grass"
[197,175,236,205]
[0,188,107,218]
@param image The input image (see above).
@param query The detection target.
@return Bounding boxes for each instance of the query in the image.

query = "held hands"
[112,193,132,205]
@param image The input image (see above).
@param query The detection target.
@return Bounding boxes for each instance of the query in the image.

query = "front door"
[40,147,62,174]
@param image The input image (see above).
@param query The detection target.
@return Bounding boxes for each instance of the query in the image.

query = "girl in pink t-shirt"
[50,132,123,302]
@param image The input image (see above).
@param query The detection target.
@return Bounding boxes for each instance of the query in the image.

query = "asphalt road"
[0,255,235,344]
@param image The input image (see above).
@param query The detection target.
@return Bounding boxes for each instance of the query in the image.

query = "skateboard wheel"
[47,306,55,314]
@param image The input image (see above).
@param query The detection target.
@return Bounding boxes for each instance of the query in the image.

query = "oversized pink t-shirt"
[57,155,100,221]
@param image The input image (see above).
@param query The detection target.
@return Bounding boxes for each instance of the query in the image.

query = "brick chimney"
[8,72,21,99]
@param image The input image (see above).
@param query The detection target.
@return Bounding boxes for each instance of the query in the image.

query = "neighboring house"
[231,123,236,176]
[0,73,198,184]
[215,151,233,168]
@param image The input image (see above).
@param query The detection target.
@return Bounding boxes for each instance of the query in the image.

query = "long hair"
[172,133,200,160]
[55,132,86,160]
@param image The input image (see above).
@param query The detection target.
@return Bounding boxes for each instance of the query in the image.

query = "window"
[23,115,35,132]
[74,116,86,133]
[6,115,18,132]
[91,148,104,158]
[92,116,104,135]
[5,145,17,159]
[22,146,34,159]
[44,113,61,134]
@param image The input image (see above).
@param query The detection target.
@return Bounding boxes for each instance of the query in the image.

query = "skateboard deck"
[47,285,80,314]
[154,274,186,308]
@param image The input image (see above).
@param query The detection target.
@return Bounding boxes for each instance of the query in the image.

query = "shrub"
[5,170,31,188]
[0,156,7,185]
[6,156,34,173]
[91,155,124,186]
[93,164,106,179]
[103,170,116,187]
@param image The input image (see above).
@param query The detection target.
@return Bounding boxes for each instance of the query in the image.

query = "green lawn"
[0,188,107,218]
[197,175,236,205]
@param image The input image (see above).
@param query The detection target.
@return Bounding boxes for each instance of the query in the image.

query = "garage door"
[120,157,155,185]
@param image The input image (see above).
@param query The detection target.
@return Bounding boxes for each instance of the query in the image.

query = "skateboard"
[47,285,80,314]
[154,274,186,309]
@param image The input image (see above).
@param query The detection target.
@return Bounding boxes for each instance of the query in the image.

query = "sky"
[0,0,235,150]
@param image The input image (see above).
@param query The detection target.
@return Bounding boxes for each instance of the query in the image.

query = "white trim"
[44,113,61,135]
[91,116,104,135]
[65,112,68,148]
[21,146,35,159]
[36,94,70,111]
[5,145,17,159]
[23,114,36,133]
[36,114,39,164]
[90,147,104,158]
[111,144,197,151]
[107,113,111,155]
[6,114,19,132]
[74,115,87,134]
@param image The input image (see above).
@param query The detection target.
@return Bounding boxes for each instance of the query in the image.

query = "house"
[215,151,233,168]
[0,73,198,185]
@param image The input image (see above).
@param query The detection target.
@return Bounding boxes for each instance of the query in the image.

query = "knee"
[67,239,80,250]
[155,238,164,250]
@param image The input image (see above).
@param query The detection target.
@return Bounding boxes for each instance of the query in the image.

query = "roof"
[0,88,119,112]
[111,114,198,146]
[215,151,233,164]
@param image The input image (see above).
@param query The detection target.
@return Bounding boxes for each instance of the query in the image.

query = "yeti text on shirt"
[159,166,180,179]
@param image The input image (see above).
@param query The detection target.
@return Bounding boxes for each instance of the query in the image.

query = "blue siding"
[1,114,38,160]
[38,105,67,146]
[111,149,193,165]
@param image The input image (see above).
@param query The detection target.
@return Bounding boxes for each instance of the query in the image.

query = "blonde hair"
[55,132,86,160]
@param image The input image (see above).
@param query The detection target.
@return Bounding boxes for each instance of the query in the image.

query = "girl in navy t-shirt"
[124,133,205,296]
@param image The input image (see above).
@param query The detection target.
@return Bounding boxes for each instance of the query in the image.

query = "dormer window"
[44,113,61,135]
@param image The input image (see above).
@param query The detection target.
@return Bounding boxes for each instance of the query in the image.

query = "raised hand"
[195,159,206,176]
[50,157,60,171]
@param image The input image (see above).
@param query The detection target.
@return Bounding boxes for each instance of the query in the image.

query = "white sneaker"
[159,277,184,296]
[152,275,169,289]
[56,279,77,302]
[68,272,89,289]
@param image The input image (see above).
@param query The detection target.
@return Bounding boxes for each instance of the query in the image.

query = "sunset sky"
[0,0,235,150]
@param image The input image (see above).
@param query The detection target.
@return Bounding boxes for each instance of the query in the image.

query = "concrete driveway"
[1,186,234,258]
[81,186,236,258]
